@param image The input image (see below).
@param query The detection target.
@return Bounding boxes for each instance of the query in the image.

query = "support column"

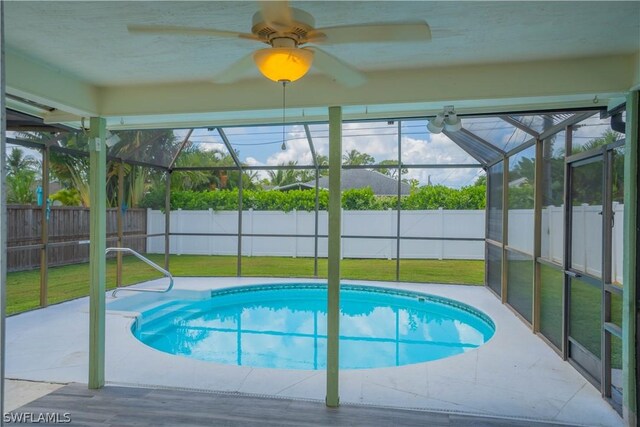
[164,171,171,271]
[314,167,319,278]
[237,170,243,277]
[0,1,7,419]
[501,156,509,303]
[116,161,124,287]
[326,106,342,408]
[39,146,49,306]
[623,90,639,426]
[532,139,543,332]
[396,121,401,281]
[88,117,107,389]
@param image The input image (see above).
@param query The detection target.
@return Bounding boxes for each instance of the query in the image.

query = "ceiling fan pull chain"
[281,81,287,151]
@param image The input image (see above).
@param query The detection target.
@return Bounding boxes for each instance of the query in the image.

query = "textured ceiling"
[6,1,640,86]
[3,1,639,128]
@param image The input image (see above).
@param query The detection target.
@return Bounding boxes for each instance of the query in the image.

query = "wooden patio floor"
[11,383,576,426]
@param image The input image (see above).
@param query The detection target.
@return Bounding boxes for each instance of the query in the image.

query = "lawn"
[6,255,485,315]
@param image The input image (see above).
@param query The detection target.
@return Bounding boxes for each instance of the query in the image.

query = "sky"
[8,112,617,189]
[189,120,488,188]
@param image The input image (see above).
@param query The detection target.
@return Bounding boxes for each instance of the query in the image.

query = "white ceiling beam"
[97,53,636,119]
[6,49,99,117]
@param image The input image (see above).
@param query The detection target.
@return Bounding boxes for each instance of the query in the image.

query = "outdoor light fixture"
[444,110,462,132]
[253,46,314,83]
[426,113,445,133]
[427,106,461,133]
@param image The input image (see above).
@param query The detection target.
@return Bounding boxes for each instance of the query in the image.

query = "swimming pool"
[132,283,495,370]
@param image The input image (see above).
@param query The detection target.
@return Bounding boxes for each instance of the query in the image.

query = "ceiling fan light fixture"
[427,113,445,134]
[253,47,314,83]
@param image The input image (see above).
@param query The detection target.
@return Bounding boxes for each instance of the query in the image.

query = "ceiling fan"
[128,1,431,87]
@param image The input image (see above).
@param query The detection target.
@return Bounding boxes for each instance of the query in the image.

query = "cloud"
[265,125,314,165]
[243,121,484,188]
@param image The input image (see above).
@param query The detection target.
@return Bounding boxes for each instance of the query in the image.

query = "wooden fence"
[7,205,147,272]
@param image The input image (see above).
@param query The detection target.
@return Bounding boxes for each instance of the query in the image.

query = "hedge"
[140,185,486,212]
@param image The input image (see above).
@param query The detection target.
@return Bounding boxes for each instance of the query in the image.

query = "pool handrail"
[106,247,174,297]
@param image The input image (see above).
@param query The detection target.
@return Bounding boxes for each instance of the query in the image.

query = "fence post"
[249,208,253,257]
[386,208,396,261]
[439,207,445,261]
[293,208,298,258]
[340,208,344,260]
[208,208,214,255]
[176,208,182,256]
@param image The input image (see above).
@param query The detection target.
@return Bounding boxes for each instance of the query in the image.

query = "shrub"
[141,185,487,211]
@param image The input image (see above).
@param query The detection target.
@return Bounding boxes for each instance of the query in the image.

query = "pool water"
[133,284,495,370]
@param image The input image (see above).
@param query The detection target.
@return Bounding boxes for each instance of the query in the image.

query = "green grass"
[6,256,485,315]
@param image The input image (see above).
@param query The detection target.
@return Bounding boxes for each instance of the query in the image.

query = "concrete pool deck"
[6,278,623,426]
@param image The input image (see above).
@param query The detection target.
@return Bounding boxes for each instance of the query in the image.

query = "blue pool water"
[133,284,495,370]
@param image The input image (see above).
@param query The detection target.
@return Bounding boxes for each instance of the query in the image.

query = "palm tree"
[342,149,374,166]
[5,147,40,204]
[267,161,301,187]
[7,147,39,176]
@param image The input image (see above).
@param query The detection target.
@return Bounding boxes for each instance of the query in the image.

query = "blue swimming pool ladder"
[106,247,174,297]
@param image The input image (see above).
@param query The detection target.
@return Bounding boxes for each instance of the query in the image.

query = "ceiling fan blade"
[213,52,257,84]
[304,47,366,88]
[306,21,431,44]
[127,24,259,41]
[259,0,293,31]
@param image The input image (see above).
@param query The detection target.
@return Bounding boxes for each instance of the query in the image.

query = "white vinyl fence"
[146,204,624,282]
[146,209,485,260]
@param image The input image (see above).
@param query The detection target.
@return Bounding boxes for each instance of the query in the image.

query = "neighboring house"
[275,169,411,196]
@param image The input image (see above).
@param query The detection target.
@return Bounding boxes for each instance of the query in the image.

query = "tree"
[342,149,374,166]
[267,161,302,187]
[7,147,39,176]
[376,159,408,179]
[315,154,329,176]
[5,147,40,204]
[474,175,487,186]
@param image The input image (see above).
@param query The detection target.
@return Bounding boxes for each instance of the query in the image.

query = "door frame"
[564,139,625,412]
